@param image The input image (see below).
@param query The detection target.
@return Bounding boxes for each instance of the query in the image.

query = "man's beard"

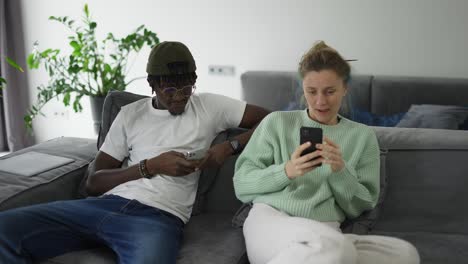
[169,109,184,116]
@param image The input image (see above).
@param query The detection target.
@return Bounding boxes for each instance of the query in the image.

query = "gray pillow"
[396,104,468,129]
[232,150,388,235]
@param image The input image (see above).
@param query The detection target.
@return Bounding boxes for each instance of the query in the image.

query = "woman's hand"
[285,142,324,179]
[316,137,345,173]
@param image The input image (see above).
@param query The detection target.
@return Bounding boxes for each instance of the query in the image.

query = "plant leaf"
[69,40,81,50]
[6,57,24,72]
[63,92,70,106]
[84,4,89,17]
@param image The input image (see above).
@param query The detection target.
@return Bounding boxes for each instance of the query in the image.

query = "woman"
[233,41,419,264]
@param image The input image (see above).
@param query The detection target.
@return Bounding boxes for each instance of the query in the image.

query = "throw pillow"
[232,149,389,235]
[350,109,405,127]
[396,104,468,129]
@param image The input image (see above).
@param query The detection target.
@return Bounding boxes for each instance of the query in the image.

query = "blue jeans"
[0,195,184,264]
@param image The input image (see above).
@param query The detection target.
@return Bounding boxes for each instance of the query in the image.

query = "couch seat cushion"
[40,248,116,264]
[177,213,246,264]
[40,213,245,264]
[370,231,468,264]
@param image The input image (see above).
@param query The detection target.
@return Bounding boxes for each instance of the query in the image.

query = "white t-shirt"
[100,93,247,223]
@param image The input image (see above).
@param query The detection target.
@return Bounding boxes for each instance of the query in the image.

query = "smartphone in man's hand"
[299,127,323,162]
[185,148,207,161]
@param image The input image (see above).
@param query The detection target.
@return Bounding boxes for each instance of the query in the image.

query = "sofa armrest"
[0,137,97,212]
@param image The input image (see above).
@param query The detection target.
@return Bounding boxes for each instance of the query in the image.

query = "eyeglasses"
[160,85,196,97]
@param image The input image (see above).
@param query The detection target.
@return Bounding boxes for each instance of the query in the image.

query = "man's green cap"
[146,41,196,75]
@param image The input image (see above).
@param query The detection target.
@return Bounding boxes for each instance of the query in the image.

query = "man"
[0,41,269,264]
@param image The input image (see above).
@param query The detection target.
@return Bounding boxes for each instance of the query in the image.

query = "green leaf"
[6,57,24,72]
[40,48,54,58]
[69,40,81,50]
[135,25,144,32]
[84,4,89,17]
[72,50,82,57]
[24,115,33,129]
[63,92,70,106]
[0,77,6,89]
[104,63,112,73]
[90,22,97,29]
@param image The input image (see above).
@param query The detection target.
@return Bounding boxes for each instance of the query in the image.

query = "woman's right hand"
[285,142,324,179]
[147,151,201,177]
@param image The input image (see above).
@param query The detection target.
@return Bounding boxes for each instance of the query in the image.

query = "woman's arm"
[326,131,381,218]
[233,115,291,203]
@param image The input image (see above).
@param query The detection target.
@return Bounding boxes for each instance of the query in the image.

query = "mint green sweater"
[234,110,380,222]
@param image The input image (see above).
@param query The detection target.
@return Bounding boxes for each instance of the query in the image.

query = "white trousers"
[244,203,420,264]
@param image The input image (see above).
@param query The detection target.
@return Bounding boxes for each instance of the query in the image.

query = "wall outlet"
[208,65,235,76]
[51,109,69,119]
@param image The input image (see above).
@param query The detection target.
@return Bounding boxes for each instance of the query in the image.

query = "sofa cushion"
[42,214,245,264]
[370,231,468,264]
[192,128,246,215]
[177,213,246,264]
[350,109,406,127]
[40,248,116,264]
[340,149,388,234]
[372,127,468,235]
[0,138,97,212]
[370,76,468,115]
[396,104,468,129]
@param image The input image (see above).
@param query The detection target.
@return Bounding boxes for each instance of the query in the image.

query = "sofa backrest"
[241,71,468,116]
[372,127,468,235]
[192,128,246,215]
[370,76,468,115]
[240,71,374,117]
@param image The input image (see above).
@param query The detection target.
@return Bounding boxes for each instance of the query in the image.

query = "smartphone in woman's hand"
[299,127,323,163]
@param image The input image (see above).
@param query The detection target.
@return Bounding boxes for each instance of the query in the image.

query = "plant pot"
[90,95,106,134]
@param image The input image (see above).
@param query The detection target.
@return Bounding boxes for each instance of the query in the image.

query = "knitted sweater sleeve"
[327,129,381,218]
[233,115,291,203]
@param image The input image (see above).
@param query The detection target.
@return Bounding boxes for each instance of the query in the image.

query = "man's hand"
[197,142,233,170]
[285,142,324,179]
[147,151,201,177]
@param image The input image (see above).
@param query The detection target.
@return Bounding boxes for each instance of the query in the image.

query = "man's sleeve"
[99,110,129,161]
[202,93,247,131]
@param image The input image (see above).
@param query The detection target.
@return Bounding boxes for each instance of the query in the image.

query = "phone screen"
[300,127,323,157]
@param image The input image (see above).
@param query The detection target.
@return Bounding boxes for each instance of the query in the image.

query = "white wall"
[20,0,468,143]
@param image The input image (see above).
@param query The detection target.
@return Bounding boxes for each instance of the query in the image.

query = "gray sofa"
[241,71,468,123]
[0,72,467,264]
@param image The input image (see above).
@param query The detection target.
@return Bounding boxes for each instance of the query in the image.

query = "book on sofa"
[0,151,74,177]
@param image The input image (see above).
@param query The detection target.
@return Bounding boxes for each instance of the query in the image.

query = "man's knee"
[0,211,19,239]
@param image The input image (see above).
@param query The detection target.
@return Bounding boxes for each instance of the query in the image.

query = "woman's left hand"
[316,137,345,173]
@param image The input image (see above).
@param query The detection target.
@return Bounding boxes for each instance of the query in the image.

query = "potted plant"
[26,4,159,132]
[0,57,24,90]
